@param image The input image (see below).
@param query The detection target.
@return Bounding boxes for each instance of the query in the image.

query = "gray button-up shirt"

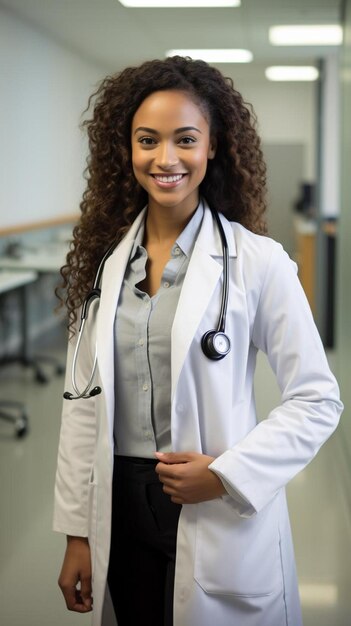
[113,203,204,458]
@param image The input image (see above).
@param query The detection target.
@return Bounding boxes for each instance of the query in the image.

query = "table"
[0,270,38,437]
[0,270,38,362]
[0,241,68,374]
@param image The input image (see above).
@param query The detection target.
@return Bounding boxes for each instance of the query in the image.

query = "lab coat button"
[142,383,148,391]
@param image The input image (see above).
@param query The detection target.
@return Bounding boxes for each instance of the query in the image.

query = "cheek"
[192,148,212,175]
[131,151,146,179]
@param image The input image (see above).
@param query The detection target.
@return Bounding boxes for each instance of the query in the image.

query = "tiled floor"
[0,337,350,626]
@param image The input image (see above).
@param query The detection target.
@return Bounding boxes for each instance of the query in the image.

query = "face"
[131,90,216,217]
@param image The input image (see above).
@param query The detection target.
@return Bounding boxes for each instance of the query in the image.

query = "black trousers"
[108,456,182,626]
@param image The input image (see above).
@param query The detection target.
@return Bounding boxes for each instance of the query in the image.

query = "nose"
[156,141,179,169]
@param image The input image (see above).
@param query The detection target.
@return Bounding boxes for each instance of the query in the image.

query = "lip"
[150,173,188,189]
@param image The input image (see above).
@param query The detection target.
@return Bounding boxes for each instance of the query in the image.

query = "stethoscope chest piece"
[201,330,231,360]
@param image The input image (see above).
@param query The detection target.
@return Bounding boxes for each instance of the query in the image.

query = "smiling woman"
[54,55,342,626]
[131,90,216,216]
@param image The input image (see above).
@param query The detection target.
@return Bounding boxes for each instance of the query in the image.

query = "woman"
[54,56,343,626]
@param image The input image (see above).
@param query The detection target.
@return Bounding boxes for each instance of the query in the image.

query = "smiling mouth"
[151,174,187,183]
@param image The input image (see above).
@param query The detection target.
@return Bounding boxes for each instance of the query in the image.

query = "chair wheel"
[36,371,48,384]
[16,425,28,438]
[15,416,28,438]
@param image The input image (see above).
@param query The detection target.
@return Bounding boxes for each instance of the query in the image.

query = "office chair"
[0,399,28,437]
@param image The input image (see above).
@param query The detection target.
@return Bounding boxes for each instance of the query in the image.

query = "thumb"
[80,575,93,610]
[155,451,196,464]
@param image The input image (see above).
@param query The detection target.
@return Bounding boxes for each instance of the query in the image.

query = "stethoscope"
[64,208,231,401]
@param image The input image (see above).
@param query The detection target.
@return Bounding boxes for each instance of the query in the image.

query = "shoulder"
[231,221,295,269]
[231,221,281,257]
[226,221,299,299]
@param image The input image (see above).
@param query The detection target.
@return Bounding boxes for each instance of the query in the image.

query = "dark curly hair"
[57,56,267,332]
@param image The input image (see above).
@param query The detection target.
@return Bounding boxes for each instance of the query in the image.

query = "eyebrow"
[133,126,202,135]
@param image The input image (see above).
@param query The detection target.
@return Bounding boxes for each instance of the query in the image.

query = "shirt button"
[173,247,181,256]
[142,383,148,391]
[138,338,144,346]
[164,281,170,288]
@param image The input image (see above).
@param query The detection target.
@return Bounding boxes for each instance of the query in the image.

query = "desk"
[0,244,68,382]
[0,271,38,437]
[0,270,38,362]
[0,270,37,293]
[0,242,67,273]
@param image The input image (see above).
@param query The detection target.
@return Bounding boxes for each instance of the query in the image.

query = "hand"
[155,451,226,504]
[58,536,93,613]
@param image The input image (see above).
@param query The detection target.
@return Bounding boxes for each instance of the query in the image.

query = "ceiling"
[0,0,343,77]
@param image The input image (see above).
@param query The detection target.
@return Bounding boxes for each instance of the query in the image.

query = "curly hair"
[57,56,267,332]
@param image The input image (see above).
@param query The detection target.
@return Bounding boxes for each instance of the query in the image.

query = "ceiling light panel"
[269,25,343,46]
[166,49,253,63]
[119,1,240,6]
[265,66,319,81]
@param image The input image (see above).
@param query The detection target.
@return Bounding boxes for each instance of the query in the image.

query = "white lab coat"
[53,201,343,626]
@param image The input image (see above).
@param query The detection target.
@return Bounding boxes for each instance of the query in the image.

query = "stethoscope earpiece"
[63,386,102,401]
[201,330,231,361]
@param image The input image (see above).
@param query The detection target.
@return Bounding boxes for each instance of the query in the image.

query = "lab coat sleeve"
[53,310,98,537]
[209,243,343,517]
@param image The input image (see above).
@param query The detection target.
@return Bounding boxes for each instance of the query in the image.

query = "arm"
[156,245,343,514]
[209,244,343,516]
[53,321,97,536]
[53,310,98,610]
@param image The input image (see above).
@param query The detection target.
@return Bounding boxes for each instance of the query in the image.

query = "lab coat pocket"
[87,467,98,578]
[194,496,282,596]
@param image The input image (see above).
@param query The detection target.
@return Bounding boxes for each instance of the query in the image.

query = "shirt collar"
[129,199,204,261]
[175,200,204,257]
[129,218,146,262]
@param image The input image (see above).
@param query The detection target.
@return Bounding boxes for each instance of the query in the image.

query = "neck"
[145,200,198,246]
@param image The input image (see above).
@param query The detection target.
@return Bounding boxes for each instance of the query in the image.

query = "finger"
[162,483,178,496]
[60,583,89,613]
[61,583,77,611]
[80,575,93,610]
[155,464,181,480]
[155,451,195,464]
[72,589,92,613]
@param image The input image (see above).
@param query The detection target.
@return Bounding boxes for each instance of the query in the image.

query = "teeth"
[154,174,184,183]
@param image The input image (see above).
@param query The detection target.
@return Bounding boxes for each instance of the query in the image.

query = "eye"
[179,136,196,145]
[138,136,157,145]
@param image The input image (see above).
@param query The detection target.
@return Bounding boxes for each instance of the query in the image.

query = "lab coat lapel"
[171,204,236,399]
[96,208,147,442]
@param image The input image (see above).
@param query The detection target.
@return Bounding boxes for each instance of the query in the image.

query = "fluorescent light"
[166,49,253,63]
[269,25,343,46]
[265,66,319,81]
[119,0,240,6]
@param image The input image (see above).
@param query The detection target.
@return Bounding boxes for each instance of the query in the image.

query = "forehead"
[132,90,209,130]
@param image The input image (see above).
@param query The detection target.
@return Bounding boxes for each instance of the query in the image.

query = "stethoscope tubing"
[64,208,230,400]
[70,317,98,399]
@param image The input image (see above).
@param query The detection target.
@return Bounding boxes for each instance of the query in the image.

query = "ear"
[208,136,217,160]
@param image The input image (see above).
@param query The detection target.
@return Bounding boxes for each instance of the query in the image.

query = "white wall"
[0,10,317,231]
[232,72,316,182]
[0,7,105,229]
